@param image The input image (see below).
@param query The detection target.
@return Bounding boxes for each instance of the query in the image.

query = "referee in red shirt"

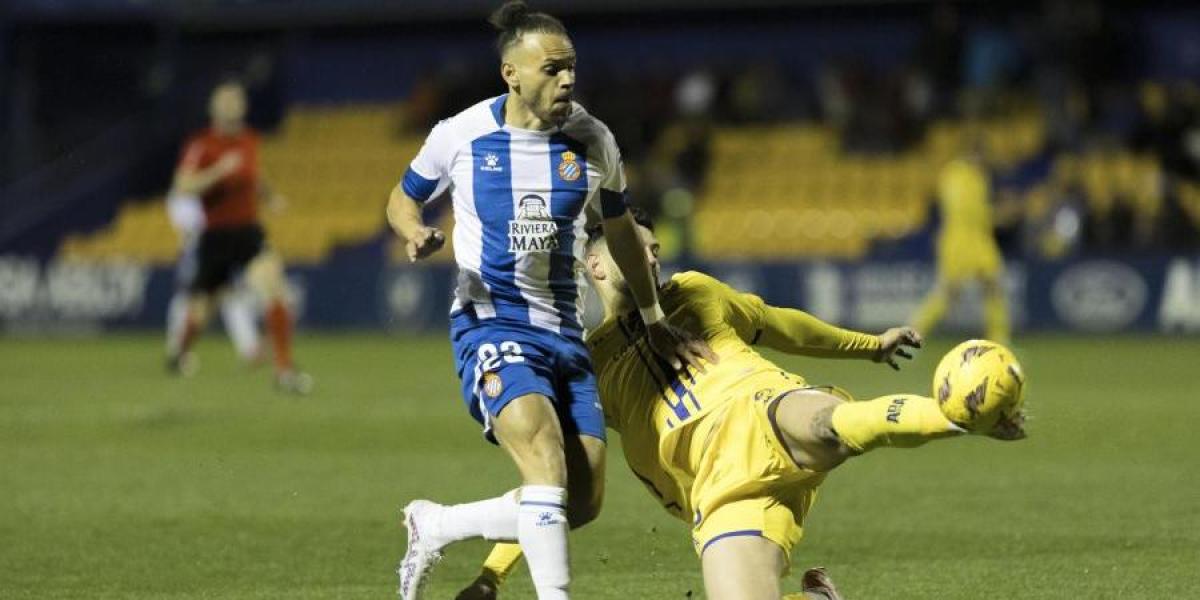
[167,80,311,394]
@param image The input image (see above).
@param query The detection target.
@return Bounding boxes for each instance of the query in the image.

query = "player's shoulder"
[430,96,506,142]
[666,270,731,299]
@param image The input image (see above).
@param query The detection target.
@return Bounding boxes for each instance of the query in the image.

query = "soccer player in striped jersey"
[386,3,713,599]
[455,211,1026,600]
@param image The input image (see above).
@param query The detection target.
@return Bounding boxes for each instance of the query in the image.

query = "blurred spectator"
[914,3,964,117]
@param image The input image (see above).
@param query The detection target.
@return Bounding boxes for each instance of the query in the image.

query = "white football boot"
[398,500,447,600]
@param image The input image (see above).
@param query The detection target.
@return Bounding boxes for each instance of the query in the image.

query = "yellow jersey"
[937,158,993,242]
[585,271,880,520]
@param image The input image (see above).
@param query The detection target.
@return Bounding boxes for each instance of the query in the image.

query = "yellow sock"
[984,285,1010,343]
[830,395,963,453]
[480,543,524,585]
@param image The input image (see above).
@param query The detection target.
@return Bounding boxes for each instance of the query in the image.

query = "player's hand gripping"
[874,327,922,371]
[646,320,719,374]
[405,226,446,262]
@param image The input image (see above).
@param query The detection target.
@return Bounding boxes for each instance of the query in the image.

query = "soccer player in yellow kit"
[455,210,1023,600]
[911,148,1011,342]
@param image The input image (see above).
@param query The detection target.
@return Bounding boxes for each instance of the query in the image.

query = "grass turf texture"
[1,333,1197,599]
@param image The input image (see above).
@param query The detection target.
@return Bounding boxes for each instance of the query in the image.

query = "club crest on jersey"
[557,150,581,182]
[481,372,503,398]
[508,194,559,253]
[481,152,503,173]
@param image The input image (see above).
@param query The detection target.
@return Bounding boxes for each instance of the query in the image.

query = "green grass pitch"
[1,333,1197,599]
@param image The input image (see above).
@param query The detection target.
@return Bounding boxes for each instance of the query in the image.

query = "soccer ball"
[933,340,1026,434]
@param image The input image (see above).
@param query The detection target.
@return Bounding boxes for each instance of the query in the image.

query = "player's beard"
[547,99,571,123]
[544,89,572,124]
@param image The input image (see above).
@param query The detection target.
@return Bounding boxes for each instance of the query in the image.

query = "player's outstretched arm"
[757,305,921,369]
[386,184,445,262]
[602,209,716,372]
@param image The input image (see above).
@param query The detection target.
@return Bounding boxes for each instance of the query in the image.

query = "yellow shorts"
[936,235,1003,283]
[672,370,832,561]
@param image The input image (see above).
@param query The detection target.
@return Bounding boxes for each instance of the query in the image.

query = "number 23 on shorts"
[477,341,525,371]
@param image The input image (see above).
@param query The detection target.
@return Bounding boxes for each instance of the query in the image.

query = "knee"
[519,435,567,484]
[502,427,567,485]
[248,255,286,300]
[187,298,212,325]
[774,391,852,471]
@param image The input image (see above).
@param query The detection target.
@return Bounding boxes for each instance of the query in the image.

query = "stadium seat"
[61,102,424,266]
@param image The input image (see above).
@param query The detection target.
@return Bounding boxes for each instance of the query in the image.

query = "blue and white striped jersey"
[401,94,626,340]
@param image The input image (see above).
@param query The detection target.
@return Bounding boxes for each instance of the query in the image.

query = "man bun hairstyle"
[489,1,568,55]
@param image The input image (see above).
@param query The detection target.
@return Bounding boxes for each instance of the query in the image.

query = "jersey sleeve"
[671,271,766,341]
[679,271,881,358]
[591,125,629,218]
[756,305,880,358]
[401,120,454,204]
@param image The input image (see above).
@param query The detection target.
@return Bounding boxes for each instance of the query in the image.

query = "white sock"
[518,485,570,600]
[434,490,519,546]
[220,291,260,361]
[165,293,188,355]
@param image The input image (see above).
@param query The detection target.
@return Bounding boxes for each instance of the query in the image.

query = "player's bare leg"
[245,250,310,393]
[400,394,572,600]
[454,433,605,599]
[771,389,964,468]
[701,534,786,600]
[167,294,212,376]
[564,433,605,527]
[769,389,855,471]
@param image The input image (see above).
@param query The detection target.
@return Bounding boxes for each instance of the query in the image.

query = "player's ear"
[501,62,520,91]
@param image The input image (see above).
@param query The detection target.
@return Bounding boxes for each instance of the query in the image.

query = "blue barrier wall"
[3,254,1199,335]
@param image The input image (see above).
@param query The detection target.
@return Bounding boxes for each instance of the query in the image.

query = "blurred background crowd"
[1,0,1197,333]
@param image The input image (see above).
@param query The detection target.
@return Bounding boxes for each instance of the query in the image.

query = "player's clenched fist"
[406,226,446,262]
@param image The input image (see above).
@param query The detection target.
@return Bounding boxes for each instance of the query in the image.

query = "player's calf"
[492,394,572,599]
[564,434,606,528]
[772,389,964,470]
[830,394,964,454]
